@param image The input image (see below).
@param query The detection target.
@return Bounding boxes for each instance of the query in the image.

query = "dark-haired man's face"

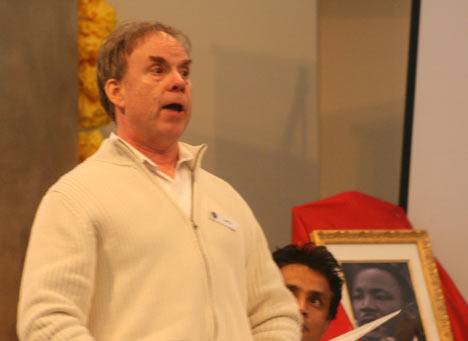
[280,264,332,341]
[351,268,404,340]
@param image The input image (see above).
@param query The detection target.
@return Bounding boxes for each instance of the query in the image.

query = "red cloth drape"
[291,191,467,341]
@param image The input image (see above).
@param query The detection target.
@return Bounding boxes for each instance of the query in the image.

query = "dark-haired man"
[17,21,301,340]
[273,243,343,341]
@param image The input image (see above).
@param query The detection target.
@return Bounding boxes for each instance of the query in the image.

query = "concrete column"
[0,1,78,339]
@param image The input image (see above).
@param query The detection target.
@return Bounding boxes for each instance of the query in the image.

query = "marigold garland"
[78,0,116,161]
[79,93,109,128]
[79,129,104,162]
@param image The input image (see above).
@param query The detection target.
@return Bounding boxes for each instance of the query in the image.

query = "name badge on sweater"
[209,211,237,231]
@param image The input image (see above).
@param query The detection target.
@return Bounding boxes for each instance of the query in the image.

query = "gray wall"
[318,0,411,203]
[0,2,78,339]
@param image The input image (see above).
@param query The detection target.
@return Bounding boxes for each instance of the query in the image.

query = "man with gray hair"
[17,22,301,340]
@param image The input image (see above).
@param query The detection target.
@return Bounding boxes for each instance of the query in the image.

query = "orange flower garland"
[78,0,116,162]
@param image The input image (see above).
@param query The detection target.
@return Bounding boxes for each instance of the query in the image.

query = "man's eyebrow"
[148,56,192,67]
[286,284,299,291]
[307,290,324,297]
[180,59,192,67]
[149,56,167,64]
[370,288,392,296]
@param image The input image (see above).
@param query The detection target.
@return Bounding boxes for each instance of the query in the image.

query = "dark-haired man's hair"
[273,243,343,320]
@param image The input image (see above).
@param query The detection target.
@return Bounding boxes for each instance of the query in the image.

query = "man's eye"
[308,295,322,308]
[151,66,165,74]
[180,68,190,78]
[374,292,393,301]
[351,291,363,300]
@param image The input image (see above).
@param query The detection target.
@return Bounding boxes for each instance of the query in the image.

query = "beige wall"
[0,1,78,340]
[318,0,411,203]
[108,0,320,248]
[408,0,468,298]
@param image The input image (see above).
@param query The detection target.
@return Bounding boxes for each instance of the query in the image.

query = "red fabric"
[291,191,467,341]
[320,305,354,341]
[435,261,468,340]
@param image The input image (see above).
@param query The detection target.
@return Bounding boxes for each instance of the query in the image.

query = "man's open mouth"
[162,103,184,112]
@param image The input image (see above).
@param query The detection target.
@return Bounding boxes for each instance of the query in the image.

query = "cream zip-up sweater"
[17,138,301,341]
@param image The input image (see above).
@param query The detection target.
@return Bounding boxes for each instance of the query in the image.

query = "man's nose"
[359,295,377,310]
[168,71,186,92]
[298,296,308,316]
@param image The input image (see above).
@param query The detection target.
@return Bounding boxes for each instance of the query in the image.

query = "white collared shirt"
[110,133,193,218]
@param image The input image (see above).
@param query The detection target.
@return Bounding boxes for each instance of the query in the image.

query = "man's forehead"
[131,31,189,56]
[287,283,329,298]
[281,264,332,294]
[355,268,398,286]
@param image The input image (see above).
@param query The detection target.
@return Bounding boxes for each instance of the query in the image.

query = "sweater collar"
[94,133,207,171]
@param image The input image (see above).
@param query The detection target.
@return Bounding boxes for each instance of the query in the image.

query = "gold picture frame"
[312,229,453,341]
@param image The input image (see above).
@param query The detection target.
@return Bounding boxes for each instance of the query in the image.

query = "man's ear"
[105,78,125,109]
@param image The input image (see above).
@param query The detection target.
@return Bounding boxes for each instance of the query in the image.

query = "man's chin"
[302,328,320,341]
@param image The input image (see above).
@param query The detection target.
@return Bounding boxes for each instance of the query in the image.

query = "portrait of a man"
[342,262,426,341]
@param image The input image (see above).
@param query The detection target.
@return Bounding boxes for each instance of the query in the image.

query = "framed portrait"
[311,229,453,341]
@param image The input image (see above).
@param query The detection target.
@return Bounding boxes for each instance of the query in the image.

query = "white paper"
[329,310,401,341]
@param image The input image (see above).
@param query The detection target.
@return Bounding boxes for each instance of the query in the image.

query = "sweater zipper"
[190,146,218,340]
[123,140,218,339]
